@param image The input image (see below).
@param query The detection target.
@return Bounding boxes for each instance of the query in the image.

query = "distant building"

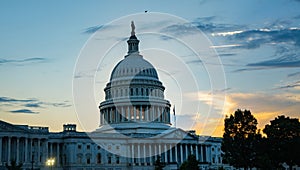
[0,22,227,170]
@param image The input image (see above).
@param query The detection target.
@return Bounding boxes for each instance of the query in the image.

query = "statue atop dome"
[131,21,135,36]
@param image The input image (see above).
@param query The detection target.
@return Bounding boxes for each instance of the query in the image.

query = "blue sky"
[0,0,299,136]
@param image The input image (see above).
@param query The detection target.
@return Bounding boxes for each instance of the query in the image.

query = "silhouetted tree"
[221,109,261,170]
[5,160,23,170]
[263,115,300,169]
[154,155,165,170]
[179,155,199,170]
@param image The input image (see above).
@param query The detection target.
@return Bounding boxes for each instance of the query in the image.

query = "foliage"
[263,115,300,169]
[154,155,165,170]
[5,160,23,170]
[221,109,261,169]
[179,155,199,170]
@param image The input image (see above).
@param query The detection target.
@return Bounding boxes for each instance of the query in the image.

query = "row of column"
[0,137,63,167]
[0,136,47,165]
[100,105,170,125]
[128,143,211,165]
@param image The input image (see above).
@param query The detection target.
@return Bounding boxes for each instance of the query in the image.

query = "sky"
[0,0,299,137]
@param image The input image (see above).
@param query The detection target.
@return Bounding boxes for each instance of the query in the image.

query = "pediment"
[159,128,197,140]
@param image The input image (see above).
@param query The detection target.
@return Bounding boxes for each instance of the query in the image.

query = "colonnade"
[100,105,170,125]
[0,136,62,167]
[128,142,211,166]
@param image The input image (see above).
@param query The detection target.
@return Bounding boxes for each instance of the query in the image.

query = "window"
[116,156,120,164]
[212,147,214,151]
[108,156,112,164]
[87,157,91,164]
[97,153,101,164]
[78,145,82,150]
[97,146,101,150]
[87,145,90,150]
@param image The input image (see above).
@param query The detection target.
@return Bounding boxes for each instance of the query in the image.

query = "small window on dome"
[130,88,133,96]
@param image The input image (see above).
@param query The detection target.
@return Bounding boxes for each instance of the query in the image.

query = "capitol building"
[0,22,225,170]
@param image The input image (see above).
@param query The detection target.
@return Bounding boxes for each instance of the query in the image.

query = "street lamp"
[46,158,55,170]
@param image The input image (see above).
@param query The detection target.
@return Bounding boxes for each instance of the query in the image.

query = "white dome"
[110,53,158,81]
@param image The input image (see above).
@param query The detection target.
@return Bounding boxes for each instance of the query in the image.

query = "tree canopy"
[221,109,261,169]
[179,155,199,170]
[263,115,300,169]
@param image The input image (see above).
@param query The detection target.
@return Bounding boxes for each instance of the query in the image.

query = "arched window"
[141,88,144,96]
[135,88,138,96]
[146,88,149,96]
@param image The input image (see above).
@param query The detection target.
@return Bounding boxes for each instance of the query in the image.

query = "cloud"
[276,81,300,90]
[0,97,36,103]
[288,71,300,77]
[10,109,39,114]
[0,96,71,114]
[82,25,104,34]
[24,103,42,108]
[0,57,47,66]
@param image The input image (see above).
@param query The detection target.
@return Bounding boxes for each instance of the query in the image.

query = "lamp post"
[46,158,55,170]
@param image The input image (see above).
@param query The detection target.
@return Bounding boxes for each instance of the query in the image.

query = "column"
[150,106,153,121]
[134,106,137,121]
[109,108,112,123]
[157,107,161,122]
[121,107,125,122]
[149,144,152,165]
[158,144,161,158]
[196,144,199,160]
[190,144,193,155]
[180,144,183,163]
[50,142,53,157]
[29,139,33,163]
[206,145,210,163]
[37,139,40,163]
[154,144,157,160]
[143,144,146,164]
[127,106,130,121]
[146,106,149,121]
[185,144,188,160]
[131,144,135,165]
[137,144,140,165]
[169,144,173,163]
[139,105,142,121]
[175,144,178,162]
[164,144,167,163]
[56,143,60,166]
[8,137,11,162]
[200,145,203,162]
[16,138,19,163]
[44,141,48,163]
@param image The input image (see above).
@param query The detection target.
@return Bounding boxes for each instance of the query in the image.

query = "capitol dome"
[98,22,171,134]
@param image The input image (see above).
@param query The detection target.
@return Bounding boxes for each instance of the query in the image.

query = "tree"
[221,109,261,170]
[5,160,23,170]
[154,155,165,170]
[179,155,199,170]
[263,115,300,169]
